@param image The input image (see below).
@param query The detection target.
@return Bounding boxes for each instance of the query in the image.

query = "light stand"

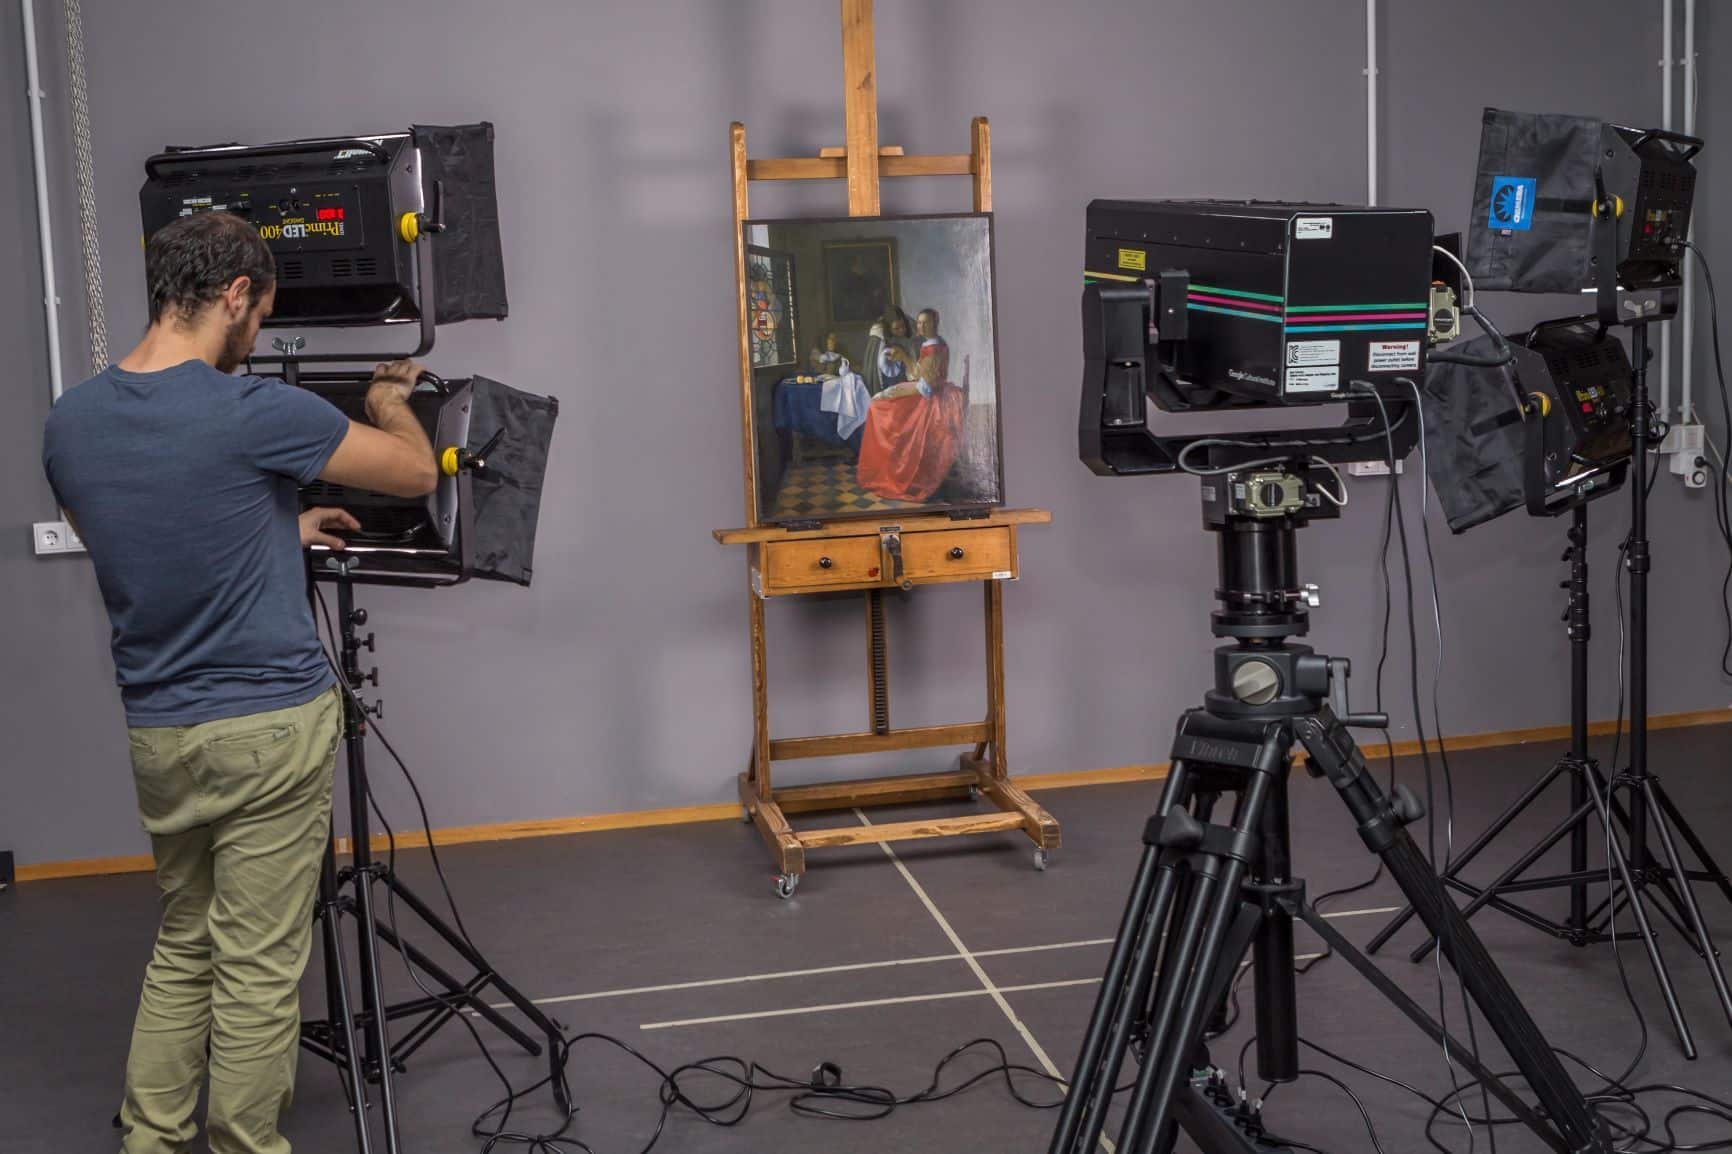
[300,563,570,1154]
[1367,297,1732,1056]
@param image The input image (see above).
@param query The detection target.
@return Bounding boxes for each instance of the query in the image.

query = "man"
[41,210,438,1154]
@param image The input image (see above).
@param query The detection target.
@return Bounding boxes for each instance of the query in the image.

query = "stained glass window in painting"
[747,247,796,368]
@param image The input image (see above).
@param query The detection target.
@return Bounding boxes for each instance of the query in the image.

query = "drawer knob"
[949,546,965,559]
[818,556,833,569]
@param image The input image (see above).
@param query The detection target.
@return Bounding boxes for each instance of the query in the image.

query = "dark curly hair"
[145,211,275,325]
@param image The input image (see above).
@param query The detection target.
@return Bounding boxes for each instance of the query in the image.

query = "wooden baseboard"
[17,707,1730,883]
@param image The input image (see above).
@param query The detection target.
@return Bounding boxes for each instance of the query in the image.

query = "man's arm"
[318,360,440,498]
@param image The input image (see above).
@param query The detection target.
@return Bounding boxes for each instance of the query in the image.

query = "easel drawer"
[902,527,1014,582]
[760,536,884,591]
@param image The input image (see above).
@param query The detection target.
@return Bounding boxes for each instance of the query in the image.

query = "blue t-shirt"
[43,361,351,727]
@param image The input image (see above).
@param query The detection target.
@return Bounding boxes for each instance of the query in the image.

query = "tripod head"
[1194,461,1387,730]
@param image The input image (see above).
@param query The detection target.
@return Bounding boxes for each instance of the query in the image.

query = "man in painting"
[856,307,970,502]
[807,331,848,376]
[862,305,915,395]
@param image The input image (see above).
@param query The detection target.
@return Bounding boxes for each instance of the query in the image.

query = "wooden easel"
[715,0,1056,897]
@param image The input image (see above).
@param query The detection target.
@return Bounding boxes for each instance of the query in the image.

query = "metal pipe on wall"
[20,0,65,402]
[1681,0,1698,425]
[1660,0,1674,421]
[1365,0,1377,206]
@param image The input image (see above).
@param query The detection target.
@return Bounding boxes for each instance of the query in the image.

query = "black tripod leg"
[1582,772,1696,1057]
[1057,843,1183,1154]
[1121,770,1273,1154]
[1298,713,1605,1154]
[1049,765,1194,1154]
[1652,782,1732,902]
[316,840,374,1154]
[1296,904,1558,1141]
[1114,854,1226,1153]
[1641,776,1732,1028]
[1406,800,1595,963]
[1366,757,1570,955]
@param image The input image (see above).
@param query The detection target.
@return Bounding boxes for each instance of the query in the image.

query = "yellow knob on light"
[441,446,461,477]
[1530,391,1552,418]
[399,212,421,244]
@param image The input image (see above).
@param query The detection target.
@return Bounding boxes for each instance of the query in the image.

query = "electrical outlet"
[32,520,85,555]
[1662,423,1709,488]
[1347,459,1404,477]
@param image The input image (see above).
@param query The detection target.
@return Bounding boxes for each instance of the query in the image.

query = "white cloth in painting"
[819,358,872,440]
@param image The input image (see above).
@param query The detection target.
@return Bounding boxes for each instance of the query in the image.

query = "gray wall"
[4,0,1726,869]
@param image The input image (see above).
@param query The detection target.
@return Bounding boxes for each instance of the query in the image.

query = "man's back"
[44,360,348,727]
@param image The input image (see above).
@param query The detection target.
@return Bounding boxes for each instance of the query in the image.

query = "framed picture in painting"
[822,238,898,328]
[746,246,796,369]
[739,213,1005,526]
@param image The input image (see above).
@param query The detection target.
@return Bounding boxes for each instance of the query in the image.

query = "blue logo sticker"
[1489,176,1537,231]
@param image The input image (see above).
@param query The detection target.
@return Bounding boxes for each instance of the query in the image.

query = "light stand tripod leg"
[1640,776,1732,1027]
[1366,757,1571,954]
[1651,784,1732,901]
[1584,772,1696,1056]
[374,869,569,1105]
[314,837,375,1154]
[1406,799,1597,962]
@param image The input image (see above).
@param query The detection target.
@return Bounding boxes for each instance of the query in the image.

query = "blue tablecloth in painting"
[772,378,862,450]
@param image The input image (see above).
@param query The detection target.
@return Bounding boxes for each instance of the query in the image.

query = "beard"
[214,315,255,374]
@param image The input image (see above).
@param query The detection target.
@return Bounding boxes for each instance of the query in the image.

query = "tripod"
[1049,478,1609,1154]
[1366,324,1732,1056]
[301,571,570,1153]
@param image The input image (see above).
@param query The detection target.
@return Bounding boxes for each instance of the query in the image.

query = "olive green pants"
[119,686,342,1154]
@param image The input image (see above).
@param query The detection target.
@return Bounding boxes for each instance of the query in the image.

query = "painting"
[746,246,796,369]
[739,214,1004,525]
[823,238,898,328]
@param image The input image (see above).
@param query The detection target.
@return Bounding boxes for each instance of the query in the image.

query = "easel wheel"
[1034,847,1051,872]
[775,873,801,899]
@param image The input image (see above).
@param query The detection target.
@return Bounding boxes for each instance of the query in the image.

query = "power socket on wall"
[32,520,85,556]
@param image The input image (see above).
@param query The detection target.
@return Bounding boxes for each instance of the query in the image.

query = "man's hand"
[300,507,361,549]
[365,360,425,425]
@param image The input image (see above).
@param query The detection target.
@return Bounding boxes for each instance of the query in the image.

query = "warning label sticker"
[1295,217,1334,240]
[1368,340,1421,372]
[1285,339,1340,368]
[1117,247,1147,271]
[1285,365,1340,393]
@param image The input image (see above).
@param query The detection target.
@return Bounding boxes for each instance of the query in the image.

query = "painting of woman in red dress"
[856,308,971,502]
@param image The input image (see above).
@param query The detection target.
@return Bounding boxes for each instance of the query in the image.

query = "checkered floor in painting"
[769,455,927,519]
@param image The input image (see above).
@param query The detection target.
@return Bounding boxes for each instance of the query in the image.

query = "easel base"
[739,749,1060,896]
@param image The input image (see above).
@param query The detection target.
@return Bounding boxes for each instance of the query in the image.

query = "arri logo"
[1489,176,1537,231]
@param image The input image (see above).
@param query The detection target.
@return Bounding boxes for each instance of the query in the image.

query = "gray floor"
[3,725,1731,1154]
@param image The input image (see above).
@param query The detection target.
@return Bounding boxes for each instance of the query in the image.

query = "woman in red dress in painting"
[856,308,969,502]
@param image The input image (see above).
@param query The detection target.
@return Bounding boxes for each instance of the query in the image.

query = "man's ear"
[223,275,254,318]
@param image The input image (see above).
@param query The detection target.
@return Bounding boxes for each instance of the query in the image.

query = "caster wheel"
[968,784,980,800]
[741,806,754,824]
[775,873,800,899]
[1033,847,1051,872]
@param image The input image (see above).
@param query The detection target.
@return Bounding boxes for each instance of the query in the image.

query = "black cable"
[1678,241,1732,679]
[1351,382,1478,1151]
[1292,1069,1390,1154]
[312,589,1146,1152]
